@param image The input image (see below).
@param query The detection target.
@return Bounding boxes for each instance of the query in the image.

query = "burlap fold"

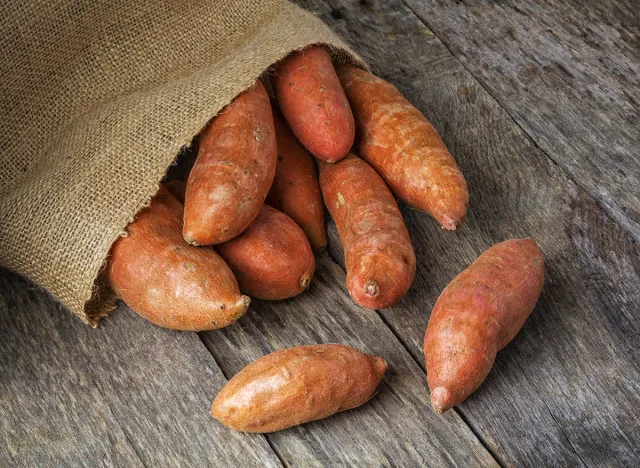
[0,0,363,325]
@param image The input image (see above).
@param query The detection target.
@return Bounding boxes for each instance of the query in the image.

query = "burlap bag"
[0,0,364,326]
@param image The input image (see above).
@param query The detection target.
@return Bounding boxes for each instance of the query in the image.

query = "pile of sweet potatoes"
[106,46,544,432]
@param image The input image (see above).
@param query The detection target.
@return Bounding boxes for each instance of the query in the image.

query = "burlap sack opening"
[0,0,365,326]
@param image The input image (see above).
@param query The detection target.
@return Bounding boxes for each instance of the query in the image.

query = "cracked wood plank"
[0,270,281,467]
[298,0,640,465]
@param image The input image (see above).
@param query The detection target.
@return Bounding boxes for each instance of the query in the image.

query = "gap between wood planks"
[398,0,639,246]
[512,357,589,468]
[86,371,149,468]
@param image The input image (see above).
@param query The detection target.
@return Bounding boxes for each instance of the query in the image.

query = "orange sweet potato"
[106,186,250,331]
[266,104,327,251]
[336,65,469,230]
[424,239,544,413]
[217,204,315,300]
[211,344,387,433]
[183,80,277,246]
[319,154,416,309]
[272,46,355,163]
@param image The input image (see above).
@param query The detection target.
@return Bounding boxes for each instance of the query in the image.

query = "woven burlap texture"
[0,0,363,325]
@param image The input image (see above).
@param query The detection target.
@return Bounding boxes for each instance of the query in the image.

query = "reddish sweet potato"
[336,65,469,230]
[266,104,327,251]
[211,344,387,432]
[183,80,276,245]
[106,186,250,331]
[217,205,315,300]
[272,46,354,162]
[319,154,416,309]
[424,239,544,413]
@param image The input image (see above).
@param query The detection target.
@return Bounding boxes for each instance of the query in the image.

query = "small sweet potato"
[266,104,327,251]
[211,344,387,433]
[217,204,315,300]
[319,154,416,309]
[183,80,277,246]
[272,46,354,162]
[106,186,250,331]
[336,65,469,230]
[424,239,544,413]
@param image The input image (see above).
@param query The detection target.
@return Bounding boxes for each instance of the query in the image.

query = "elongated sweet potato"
[319,154,416,309]
[184,80,276,245]
[336,65,469,230]
[106,186,250,331]
[424,239,544,413]
[211,344,387,433]
[217,204,315,300]
[266,104,327,251]
[272,46,354,162]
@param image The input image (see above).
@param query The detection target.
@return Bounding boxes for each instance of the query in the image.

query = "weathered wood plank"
[201,253,498,467]
[402,0,640,241]
[299,0,640,465]
[0,270,281,467]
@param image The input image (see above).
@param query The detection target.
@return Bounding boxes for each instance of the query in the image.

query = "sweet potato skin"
[106,186,250,331]
[183,80,276,245]
[211,344,387,433]
[424,239,544,413]
[319,154,416,309]
[266,105,327,251]
[336,65,469,230]
[273,46,355,163]
[217,204,315,300]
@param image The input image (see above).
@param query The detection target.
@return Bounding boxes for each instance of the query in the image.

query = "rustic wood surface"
[0,273,281,467]
[1,0,639,466]
[402,0,640,242]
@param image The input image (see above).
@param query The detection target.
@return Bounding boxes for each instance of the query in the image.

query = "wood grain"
[300,0,640,465]
[402,0,640,242]
[201,253,497,467]
[0,270,281,467]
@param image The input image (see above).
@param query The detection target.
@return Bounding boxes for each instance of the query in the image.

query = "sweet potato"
[319,154,416,309]
[266,104,327,251]
[424,239,544,413]
[272,46,354,163]
[106,186,250,331]
[183,80,276,245]
[211,344,387,433]
[336,65,469,230]
[217,204,315,300]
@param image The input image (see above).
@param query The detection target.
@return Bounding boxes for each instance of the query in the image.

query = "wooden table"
[2,1,638,466]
